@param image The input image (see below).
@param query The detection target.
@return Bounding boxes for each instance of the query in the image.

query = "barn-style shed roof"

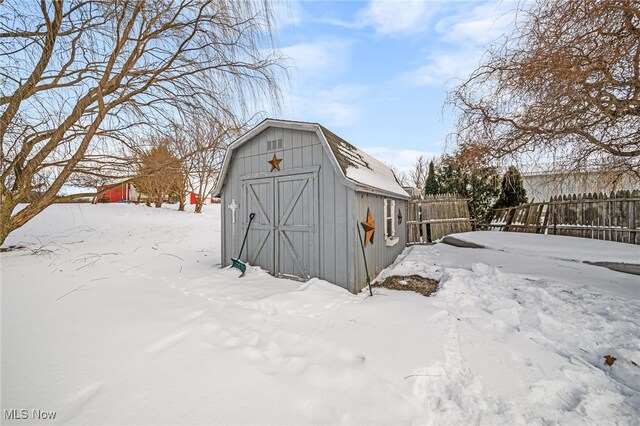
[215,119,410,199]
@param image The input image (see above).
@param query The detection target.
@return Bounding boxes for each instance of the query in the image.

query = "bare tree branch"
[0,0,286,244]
[449,0,640,182]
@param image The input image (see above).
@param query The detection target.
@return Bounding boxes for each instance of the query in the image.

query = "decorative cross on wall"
[227,199,239,224]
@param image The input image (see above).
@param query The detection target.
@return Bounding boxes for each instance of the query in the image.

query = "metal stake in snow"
[357,224,373,297]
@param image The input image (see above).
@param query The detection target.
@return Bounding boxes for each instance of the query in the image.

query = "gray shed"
[214,119,410,293]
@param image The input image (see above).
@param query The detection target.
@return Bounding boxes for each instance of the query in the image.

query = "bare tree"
[408,155,428,189]
[134,140,183,209]
[169,114,239,213]
[0,0,284,245]
[191,118,236,213]
[387,164,408,187]
[162,130,190,212]
[450,0,639,180]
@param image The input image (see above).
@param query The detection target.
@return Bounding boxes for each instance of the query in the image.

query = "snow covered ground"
[1,203,639,425]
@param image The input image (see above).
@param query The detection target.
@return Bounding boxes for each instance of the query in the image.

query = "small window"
[267,138,283,151]
[384,199,398,246]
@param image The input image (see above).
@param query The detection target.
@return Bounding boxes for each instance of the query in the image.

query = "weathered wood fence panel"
[488,190,640,244]
[407,195,472,244]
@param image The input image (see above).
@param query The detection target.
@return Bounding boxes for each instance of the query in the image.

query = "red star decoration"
[268,154,282,171]
[397,209,403,225]
[360,208,375,246]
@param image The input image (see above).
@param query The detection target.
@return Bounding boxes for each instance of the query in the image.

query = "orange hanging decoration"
[360,208,375,246]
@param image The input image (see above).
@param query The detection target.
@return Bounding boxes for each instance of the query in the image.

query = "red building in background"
[188,191,216,205]
[97,183,133,203]
[96,184,218,205]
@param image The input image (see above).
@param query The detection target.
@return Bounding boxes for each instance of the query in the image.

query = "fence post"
[541,203,549,234]
[504,207,516,232]
[631,199,637,244]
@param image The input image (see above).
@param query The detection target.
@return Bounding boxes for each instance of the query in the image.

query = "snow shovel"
[231,213,255,277]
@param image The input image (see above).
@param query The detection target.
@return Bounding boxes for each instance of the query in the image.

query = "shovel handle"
[237,213,256,259]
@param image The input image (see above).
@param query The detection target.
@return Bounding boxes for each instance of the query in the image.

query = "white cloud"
[435,2,516,45]
[278,37,361,127]
[399,2,517,87]
[287,84,368,127]
[270,0,303,29]
[400,48,483,87]
[308,16,362,30]
[357,0,442,36]
[360,147,440,174]
[280,39,352,76]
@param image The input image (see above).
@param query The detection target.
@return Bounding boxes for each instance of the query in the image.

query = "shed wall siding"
[352,193,407,293]
[221,127,352,290]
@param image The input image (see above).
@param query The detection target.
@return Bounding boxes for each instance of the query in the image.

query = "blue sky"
[270,0,517,172]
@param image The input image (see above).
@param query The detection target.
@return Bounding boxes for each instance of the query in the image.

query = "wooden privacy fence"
[488,190,640,244]
[407,194,472,244]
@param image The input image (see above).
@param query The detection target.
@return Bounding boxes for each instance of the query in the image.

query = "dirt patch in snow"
[373,275,439,297]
